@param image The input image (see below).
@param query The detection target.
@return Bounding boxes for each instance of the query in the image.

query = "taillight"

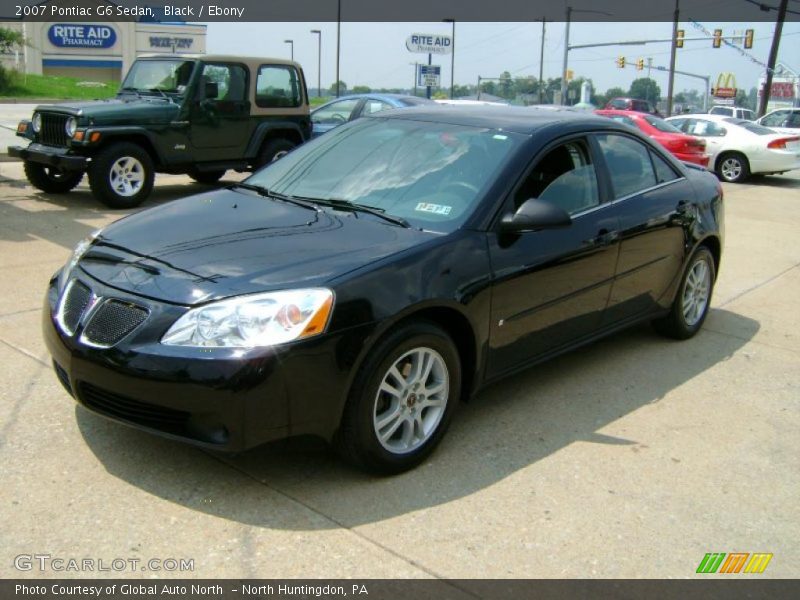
[687,137,706,149]
[767,136,800,149]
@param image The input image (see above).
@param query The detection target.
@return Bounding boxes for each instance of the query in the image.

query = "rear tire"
[88,142,155,209]
[653,247,716,340]
[335,321,461,474]
[254,138,296,170]
[189,169,226,184]
[24,162,83,194]
[716,152,750,183]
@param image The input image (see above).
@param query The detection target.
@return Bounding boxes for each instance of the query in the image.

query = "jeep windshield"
[120,59,196,96]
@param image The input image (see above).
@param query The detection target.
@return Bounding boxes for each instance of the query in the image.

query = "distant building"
[0,0,206,81]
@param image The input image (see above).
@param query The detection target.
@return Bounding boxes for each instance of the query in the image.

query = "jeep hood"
[76,187,435,306]
[35,98,180,125]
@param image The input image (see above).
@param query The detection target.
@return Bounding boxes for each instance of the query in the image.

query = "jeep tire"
[88,142,155,209]
[24,162,83,194]
[255,138,296,169]
[189,169,226,185]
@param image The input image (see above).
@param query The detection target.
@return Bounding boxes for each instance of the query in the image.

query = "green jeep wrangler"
[9,55,311,208]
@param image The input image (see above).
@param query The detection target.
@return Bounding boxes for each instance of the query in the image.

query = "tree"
[605,86,627,100]
[351,85,371,94]
[629,78,661,103]
[328,81,347,95]
[497,71,513,99]
[0,27,24,54]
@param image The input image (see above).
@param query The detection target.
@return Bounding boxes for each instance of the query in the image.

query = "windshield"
[121,60,196,95]
[643,115,681,133]
[724,118,775,136]
[246,118,523,232]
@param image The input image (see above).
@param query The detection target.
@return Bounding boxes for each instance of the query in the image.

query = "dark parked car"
[311,93,433,137]
[606,97,662,117]
[44,106,724,473]
[11,55,311,208]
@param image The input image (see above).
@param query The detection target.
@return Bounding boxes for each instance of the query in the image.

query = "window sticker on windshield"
[416,202,452,215]
[493,134,508,140]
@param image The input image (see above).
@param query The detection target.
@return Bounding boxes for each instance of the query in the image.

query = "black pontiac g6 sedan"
[44,106,724,473]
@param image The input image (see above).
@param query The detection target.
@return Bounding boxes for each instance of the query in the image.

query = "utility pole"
[539,18,546,104]
[759,0,789,117]
[560,7,571,105]
[666,0,679,117]
[335,0,341,97]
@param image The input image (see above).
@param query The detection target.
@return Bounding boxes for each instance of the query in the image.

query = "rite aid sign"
[406,34,452,55]
[48,24,117,49]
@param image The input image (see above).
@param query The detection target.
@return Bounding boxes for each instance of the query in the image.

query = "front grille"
[82,300,149,347]
[78,382,190,434]
[59,280,92,335]
[39,113,69,147]
[52,361,73,396]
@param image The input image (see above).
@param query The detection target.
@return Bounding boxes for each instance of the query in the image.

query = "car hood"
[77,188,435,305]
[35,97,180,125]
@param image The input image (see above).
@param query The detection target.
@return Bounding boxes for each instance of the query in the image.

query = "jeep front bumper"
[8,143,88,171]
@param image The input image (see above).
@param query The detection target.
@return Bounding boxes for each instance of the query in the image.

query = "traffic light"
[565,69,574,81]
[616,56,626,68]
[636,58,644,71]
[713,29,722,48]
[676,29,684,48]
[744,29,754,49]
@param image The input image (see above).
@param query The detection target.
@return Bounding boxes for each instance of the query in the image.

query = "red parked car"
[595,109,709,168]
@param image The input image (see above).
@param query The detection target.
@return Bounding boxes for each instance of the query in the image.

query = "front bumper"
[8,143,88,171]
[43,272,369,451]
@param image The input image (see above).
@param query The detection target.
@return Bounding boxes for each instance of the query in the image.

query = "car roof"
[372,104,620,135]
[137,54,300,70]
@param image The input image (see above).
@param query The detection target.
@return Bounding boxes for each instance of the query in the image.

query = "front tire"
[87,142,155,209]
[716,152,750,183]
[335,322,461,474]
[23,162,83,194]
[653,247,716,340]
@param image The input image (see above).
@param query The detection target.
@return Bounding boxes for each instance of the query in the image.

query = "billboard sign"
[406,34,452,55]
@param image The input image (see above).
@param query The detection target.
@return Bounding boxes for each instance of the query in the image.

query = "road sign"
[418,65,441,87]
[406,34,453,55]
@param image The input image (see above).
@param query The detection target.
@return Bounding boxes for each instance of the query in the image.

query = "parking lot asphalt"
[0,161,798,579]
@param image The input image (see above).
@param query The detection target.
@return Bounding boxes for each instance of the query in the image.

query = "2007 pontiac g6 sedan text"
[44,106,723,473]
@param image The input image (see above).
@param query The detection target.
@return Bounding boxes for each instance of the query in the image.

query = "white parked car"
[708,106,756,120]
[665,113,800,183]
[756,108,800,135]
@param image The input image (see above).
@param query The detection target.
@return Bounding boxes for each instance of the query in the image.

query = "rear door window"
[256,65,302,108]
[596,134,658,199]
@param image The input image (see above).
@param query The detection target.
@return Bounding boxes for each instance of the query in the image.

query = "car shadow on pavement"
[742,175,800,189]
[75,308,760,530]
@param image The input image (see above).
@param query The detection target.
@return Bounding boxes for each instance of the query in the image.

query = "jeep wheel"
[24,162,83,194]
[189,169,226,185]
[255,139,296,170]
[88,142,155,209]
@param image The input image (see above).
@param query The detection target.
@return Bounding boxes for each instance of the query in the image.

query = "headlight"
[161,288,334,348]
[57,231,100,293]
[31,113,41,133]
[65,117,77,138]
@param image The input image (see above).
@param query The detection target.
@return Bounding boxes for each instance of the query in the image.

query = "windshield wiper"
[230,182,320,212]
[119,87,142,99]
[314,198,411,228]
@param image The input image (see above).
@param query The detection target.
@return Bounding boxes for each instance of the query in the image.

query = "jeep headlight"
[58,231,100,293]
[65,117,77,138]
[161,289,334,348]
[31,113,42,133]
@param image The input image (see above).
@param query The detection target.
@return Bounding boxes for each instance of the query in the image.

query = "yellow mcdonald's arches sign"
[713,72,738,98]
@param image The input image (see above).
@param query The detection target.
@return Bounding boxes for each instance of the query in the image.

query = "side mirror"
[499,198,572,234]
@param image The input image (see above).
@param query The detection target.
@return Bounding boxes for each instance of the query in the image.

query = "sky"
[206,21,800,95]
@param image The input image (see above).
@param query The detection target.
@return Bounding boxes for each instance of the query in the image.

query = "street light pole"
[666,0,679,117]
[310,30,322,97]
[284,39,294,62]
[560,6,571,105]
[443,18,455,98]
[336,0,341,97]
